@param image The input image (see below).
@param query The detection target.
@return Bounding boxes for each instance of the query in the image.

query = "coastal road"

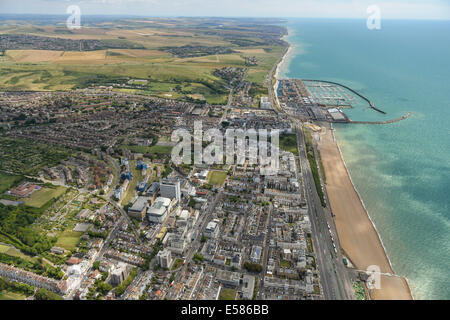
[296,127,353,300]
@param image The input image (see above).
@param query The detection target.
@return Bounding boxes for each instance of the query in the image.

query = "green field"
[0,172,24,194]
[0,291,26,300]
[207,171,228,186]
[219,288,236,301]
[279,134,299,156]
[0,244,36,263]
[55,230,83,251]
[23,186,67,208]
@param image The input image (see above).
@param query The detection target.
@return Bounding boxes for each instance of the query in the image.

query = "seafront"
[317,124,412,300]
[273,29,413,299]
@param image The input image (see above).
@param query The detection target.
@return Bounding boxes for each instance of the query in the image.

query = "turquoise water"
[280,19,450,300]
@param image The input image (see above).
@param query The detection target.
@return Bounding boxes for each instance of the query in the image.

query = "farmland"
[0,17,288,104]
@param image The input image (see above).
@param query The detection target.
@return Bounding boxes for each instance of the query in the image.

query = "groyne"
[349,112,411,125]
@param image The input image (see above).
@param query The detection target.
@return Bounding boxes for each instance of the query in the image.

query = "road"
[296,126,354,300]
[66,214,126,299]
[106,155,142,244]
[219,89,234,123]
[168,189,224,298]
[266,57,354,299]
[258,204,273,298]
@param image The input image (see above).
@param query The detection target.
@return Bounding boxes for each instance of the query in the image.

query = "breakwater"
[302,79,387,114]
[349,112,411,125]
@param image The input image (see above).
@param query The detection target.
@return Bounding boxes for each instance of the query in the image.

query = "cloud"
[1,0,449,20]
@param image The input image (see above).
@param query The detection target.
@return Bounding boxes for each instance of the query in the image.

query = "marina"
[277,79,410,125]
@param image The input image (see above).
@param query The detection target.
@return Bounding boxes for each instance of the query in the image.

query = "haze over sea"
[280,19,450,299]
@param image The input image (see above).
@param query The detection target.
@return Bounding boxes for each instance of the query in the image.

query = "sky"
[0,0,449,20]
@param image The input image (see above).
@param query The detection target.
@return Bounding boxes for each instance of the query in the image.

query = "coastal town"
[0,16,413,303]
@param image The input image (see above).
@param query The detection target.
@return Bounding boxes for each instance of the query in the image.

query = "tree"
[244,262,262,273]
[34,288,63,300]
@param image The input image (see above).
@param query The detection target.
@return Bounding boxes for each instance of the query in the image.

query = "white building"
[160,179,181,202]
[147,197,172,223]
[204,220,219,239]
[156,249,173,269]
[110,262,131,286]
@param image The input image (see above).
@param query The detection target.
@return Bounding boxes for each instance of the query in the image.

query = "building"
[156,249,173,269]
[110,262,131,286]
[128,197,150,220]
[250,245,262,263]
[160,179,181,202]
[204,220,219,239]
[242,275,255,300]
[121,170,132,180]
[147,197,172,223]
[216,270,240,288]
[0,263,64,294]
[145,182,160,198]
[8,182,40,197]
[114,187,124,200]
[136,160,148,170]
[137,181,147,192]
[230,253,242,269]
[260,96,272,109]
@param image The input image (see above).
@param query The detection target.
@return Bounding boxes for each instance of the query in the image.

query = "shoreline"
[330,127,395,271]
[273,28,296,107]
[318,124,413,300]
[274,27,413,300]
[329,126,413,299]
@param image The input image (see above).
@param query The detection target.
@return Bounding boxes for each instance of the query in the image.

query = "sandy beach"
[318,125,412,300]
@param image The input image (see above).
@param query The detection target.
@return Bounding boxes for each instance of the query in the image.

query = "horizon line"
[0,13,449,21]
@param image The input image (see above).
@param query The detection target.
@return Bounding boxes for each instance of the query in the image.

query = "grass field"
[0,291,26,300]
[279,134,299,156]
[0,244,36,263]
[219,288,236,300]
[23,186,67,208]
[0,172,23,193]
[55,230,83,251]
[207,171,228,186]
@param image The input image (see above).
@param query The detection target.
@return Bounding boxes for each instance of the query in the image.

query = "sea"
[279,18,450,300]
